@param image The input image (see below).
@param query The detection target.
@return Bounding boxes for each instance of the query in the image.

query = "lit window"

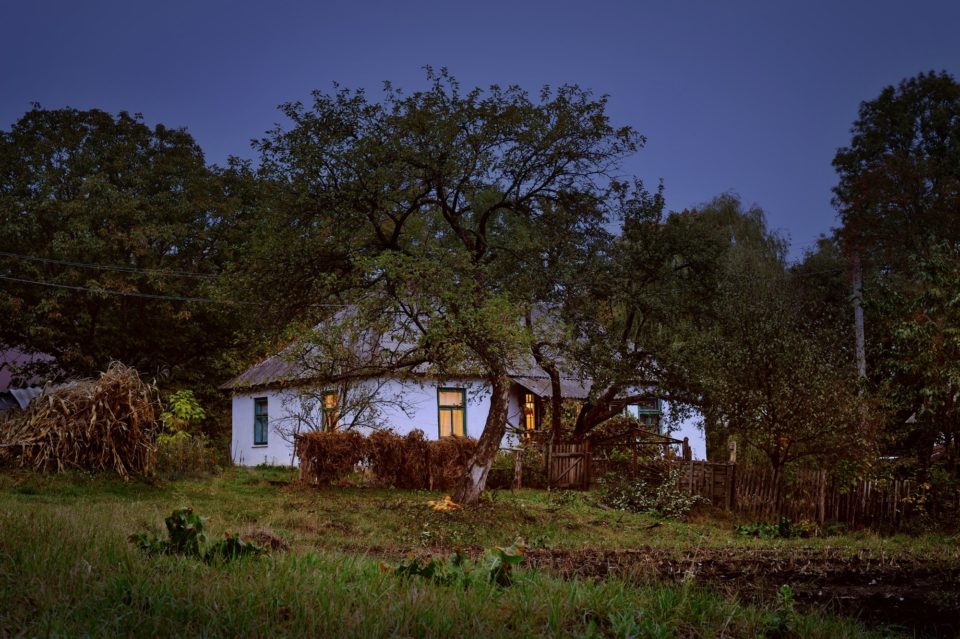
[523,393,538,431]
[438,388,466,437]
[322,391,339,431]
[254,397,268,445]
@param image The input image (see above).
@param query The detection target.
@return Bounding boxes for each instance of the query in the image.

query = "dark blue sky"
[3,0,958,260]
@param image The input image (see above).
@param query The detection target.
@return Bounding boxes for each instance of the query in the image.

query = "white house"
[221,349,705,466]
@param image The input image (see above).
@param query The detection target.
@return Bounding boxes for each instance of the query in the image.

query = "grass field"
[1,467,956,637]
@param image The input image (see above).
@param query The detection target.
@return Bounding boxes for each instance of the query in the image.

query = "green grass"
[0,467,950,637]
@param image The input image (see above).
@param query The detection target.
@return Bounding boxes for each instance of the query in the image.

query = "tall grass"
[0,499,883,638]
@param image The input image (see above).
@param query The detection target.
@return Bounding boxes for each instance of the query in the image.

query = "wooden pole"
[513,448,523,490]
[852,250,867,379]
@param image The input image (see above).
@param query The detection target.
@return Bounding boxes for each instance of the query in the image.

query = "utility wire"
[0,274,237,304]
[0,250,218,279]
[0,273,351,308]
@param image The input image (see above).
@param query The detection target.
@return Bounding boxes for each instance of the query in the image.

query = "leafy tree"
[680,197,869,495]
[882,243,960,475]
[0,107,251,412]
[241,70,643,503]
[833,71,960,466]
[834,71,960,270]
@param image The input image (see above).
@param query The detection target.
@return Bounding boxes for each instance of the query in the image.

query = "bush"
[427,435,476,490]
[155,431,221,478]
[295,431,367,485]
[598,465,705,519]
[487,443,547,489]
[297,429,477,489]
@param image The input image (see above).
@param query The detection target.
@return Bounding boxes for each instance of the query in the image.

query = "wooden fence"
[562,442,736,506]
[734,465,934,527]
[543,444,954,529]
[547,443,591,489]
[680,460,737,510]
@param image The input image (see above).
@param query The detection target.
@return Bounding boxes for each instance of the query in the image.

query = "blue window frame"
[254,397,269,445]
[625,399,662,432]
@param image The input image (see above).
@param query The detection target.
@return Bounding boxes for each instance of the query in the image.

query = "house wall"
[229,380,709,466]
[230,377,497,467]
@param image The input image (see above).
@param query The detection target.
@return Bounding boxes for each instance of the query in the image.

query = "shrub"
[297,429,477,489]
[295,431,366,485]
[427,435,477,490]
[155,431,221,478]
[487,443,547,489]
[598,465,705,519]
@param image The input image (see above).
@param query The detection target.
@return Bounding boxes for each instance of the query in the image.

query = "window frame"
[522,392,540,432]
[321,390,339,432]
[437,387,467,438]
[625,399,662,432]
[253,397,269,446]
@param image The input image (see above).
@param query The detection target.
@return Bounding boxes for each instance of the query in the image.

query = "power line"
[0,251,218,279]
[0,274,237,304]
[0,273,352,308]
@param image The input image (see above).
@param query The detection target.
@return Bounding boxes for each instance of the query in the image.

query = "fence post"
[583,440,592,490]
[513,448,523,490]
[818,470,826,528]
[729,463,737,511]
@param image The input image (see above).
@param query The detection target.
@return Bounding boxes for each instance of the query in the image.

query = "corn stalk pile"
[0,362,163,478]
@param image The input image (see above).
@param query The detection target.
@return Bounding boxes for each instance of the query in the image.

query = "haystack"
[0,362,163,478]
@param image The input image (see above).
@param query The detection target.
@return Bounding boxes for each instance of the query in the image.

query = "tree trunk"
[771,462,783,512]
[546,365,563,441]
[453,374,511,504]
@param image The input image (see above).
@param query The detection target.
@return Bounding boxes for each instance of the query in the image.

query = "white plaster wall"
[231,390,305,467]
[363,377,494,439]
[230,378,498,467]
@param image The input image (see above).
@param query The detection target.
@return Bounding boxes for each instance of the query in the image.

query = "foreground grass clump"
[0,505,877,638]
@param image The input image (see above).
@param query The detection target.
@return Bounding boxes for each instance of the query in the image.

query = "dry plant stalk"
[296,429,477,489]
[0,362,163,478]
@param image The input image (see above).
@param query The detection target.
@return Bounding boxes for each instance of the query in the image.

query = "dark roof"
[510,375,591,400]
[219,353,316,391]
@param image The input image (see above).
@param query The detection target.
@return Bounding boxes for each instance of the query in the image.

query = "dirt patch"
[523,547,959,637]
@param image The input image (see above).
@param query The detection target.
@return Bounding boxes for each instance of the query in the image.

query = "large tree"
[241,70,644,503]
[833,71,960,466]
[677,196,868,490]
[0,107,251,407]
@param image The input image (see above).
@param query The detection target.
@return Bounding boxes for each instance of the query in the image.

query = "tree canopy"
[239,70,646,501]
[834,71,960,469]
[0,106,251,407]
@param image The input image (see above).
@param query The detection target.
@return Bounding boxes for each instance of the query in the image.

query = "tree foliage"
[834,71,960,469]
[680,197,869,486]
[239,69,644,502]
[0,107,252,408]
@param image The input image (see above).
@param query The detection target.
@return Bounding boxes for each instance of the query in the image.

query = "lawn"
[1,467,956,637]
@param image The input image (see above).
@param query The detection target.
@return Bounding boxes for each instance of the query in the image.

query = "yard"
[1,467,958,637]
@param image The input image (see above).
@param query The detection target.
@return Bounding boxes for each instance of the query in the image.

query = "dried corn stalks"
[0,362,163,478]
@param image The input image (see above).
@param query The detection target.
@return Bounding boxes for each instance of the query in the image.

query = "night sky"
[3,0,959,261]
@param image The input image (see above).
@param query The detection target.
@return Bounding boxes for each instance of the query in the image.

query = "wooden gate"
[548,442,591,489]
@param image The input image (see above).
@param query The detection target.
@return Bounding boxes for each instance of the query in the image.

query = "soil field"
[522,547,960,636]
